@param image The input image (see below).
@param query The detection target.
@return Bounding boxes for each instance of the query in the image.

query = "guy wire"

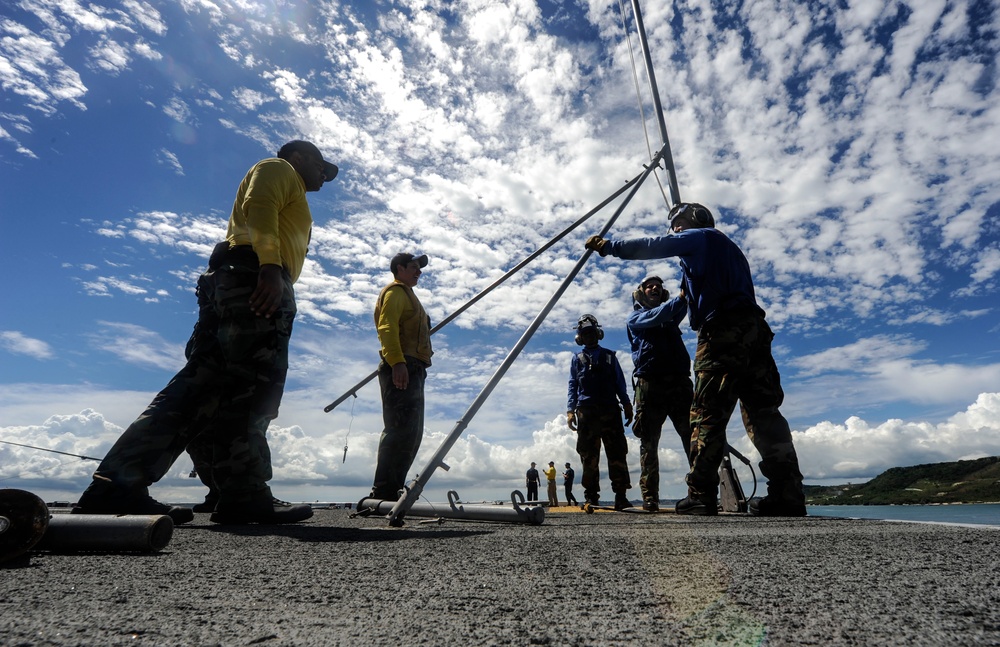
[0,438,100,462]
[617,0,673,211]
[342,393,357,463]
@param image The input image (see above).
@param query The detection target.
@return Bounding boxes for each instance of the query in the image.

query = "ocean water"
[807,503,1000,527]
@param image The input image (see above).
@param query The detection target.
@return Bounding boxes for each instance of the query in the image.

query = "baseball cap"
[390,253,428,273]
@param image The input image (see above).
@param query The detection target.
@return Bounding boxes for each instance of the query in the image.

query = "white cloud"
[0,331,54,360]
[157,148,184,175]
[0,18,88,115]
[87,321,185,372]
[88,35,131,74]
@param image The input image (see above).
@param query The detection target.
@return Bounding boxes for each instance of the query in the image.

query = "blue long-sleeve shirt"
[606,228,763,330]
[626,296,690,378]
[567,345,630,411]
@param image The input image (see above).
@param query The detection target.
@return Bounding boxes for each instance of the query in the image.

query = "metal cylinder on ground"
[0,489,50,563]
[37,514,174,552]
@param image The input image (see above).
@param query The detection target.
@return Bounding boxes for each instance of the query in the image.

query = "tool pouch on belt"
[208,241,260,272]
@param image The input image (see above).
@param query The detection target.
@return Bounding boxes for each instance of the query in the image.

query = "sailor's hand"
[585,235,609,256]
[623,401,634,426]
[392,362,409,390]
[567,411,578,431]
[250,264,284,318]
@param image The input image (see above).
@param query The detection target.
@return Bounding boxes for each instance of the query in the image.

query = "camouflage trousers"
[575,405,631,500]
[686,311,804,504]
[633,374,694,503]
[371,357,427,499]
[93,243,295,503]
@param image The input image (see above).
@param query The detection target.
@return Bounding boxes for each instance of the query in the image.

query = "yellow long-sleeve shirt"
[374,281,433,367]
[543,465,557,482]
[225,157,312,283]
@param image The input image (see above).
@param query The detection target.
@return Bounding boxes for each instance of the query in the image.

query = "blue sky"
[2,0,1000,505]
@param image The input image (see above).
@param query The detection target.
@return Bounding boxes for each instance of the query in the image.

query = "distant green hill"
[804,456,1000,505]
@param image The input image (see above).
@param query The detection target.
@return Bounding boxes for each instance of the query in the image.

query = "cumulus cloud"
[4,392,1000,503]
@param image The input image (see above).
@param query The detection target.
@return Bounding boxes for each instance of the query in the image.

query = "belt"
[208,242,259,271]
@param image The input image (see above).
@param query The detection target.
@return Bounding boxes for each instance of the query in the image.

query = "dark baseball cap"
[390,253,428,273]
[321,160,339,182]
[278,140,338,182]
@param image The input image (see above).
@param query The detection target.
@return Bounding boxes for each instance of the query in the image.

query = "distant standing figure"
[73,140,337,525]
[563,462,579,507]
[627,274,694,512]
[369,253,433,501]
[586,202,806,517]
[566,314,633,511]
[543,461,560,507]
[526,462,541,502]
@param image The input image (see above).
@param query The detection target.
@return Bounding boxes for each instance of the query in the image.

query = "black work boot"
[749,478,807,517]
[211,490,313,525]
[642,499,659,512]
[613,493,631,510]
[73,479,194,525]
[674,492,718,516]
[192,490,220,513]
[748,497,807,517]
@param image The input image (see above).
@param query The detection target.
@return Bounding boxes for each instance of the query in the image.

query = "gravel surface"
[2,507,999,646]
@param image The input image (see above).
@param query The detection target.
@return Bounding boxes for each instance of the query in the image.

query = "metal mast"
[630,0,681,206]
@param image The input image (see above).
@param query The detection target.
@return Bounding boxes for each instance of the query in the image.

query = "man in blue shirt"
[627,275,694,512]
[566,314,634,510]
[525,462,540,502]
[586,202,806,517]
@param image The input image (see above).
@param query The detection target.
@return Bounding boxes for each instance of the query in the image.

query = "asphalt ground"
[2,505,999,646]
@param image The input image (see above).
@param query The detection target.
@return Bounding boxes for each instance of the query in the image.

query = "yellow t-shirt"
[374,281,433,366]
[543,465,556,482]
[225,157,312,283]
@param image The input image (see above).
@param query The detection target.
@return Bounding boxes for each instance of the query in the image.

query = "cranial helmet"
[575,313,604,345]
[632,275,668,310]
[668,202,715,229]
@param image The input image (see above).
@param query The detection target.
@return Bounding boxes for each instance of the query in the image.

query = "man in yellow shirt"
[74,140,337,525]
[369,253,433,501]
[543,461,560,507]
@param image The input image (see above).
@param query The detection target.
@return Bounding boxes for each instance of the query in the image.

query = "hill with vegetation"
[804,456,1000,505]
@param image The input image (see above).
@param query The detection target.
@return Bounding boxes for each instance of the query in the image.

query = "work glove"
[631,410,645,439]
[622,401,634,426]
[585,235,609,257]
[567,411,578,431]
